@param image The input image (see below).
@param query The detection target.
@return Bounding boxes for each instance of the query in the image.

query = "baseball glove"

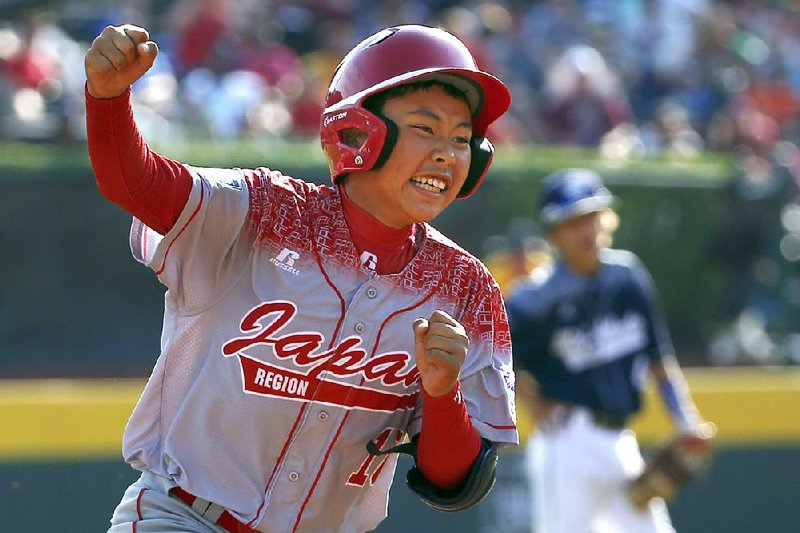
[628,421,717,510]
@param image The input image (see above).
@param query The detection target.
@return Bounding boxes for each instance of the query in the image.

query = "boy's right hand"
[84,24,158,99]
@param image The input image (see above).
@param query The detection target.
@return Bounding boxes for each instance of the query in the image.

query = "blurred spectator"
[518,0,584,63]
[438,5,496,74]
[2,15,59,90]
[537,44,635,146]
[167,0,235,78]
[236,22,304,88]
[483,218,550,297]
[0,10,83,141]
[639,99,705,157]
[288,18,353,137]
[710,134,800,365]
[350,0,432,38]
[180,67,267,140]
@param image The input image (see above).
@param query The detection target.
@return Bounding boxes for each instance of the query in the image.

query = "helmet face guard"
[320,106,395,174]
[320,25,511,198]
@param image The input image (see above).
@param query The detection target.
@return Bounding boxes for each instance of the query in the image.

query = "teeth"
[411,176,446,192]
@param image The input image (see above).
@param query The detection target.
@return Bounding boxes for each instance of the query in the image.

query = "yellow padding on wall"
[632,366,800,446]
[0,379,142,461]
[514,366,800,446]
[1,367,799,461]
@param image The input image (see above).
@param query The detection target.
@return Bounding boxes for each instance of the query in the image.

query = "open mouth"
[410,176,447,193]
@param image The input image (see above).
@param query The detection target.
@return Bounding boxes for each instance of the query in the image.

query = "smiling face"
[342,84,473,228]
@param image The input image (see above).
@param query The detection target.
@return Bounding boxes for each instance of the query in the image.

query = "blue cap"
[538,168,614,226]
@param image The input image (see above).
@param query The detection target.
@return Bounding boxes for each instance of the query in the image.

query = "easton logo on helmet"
[323,111,348,127]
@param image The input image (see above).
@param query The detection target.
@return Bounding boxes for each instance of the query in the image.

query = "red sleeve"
[416,382,482,490]
[85,85,192,235]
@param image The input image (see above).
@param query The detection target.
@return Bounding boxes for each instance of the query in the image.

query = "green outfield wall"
[0,142,741,377]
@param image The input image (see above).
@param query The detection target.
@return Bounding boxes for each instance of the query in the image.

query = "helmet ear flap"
[321,106,393,180]
[321,107,400,181]
[458,136,494,198]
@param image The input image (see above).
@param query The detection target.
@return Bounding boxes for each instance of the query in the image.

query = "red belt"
[169,486,259,533]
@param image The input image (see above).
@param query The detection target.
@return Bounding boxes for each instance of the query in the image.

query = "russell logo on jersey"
[222,300,420,412]
[271,248,379,275]
[269,247,301,276]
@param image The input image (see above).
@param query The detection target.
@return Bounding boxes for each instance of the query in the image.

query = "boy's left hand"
[413,310,468,397]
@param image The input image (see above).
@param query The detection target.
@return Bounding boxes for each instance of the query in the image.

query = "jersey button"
[288,471,300,482]
[354,323,365,334]
[318,411,329,421]
[366,287,378,299]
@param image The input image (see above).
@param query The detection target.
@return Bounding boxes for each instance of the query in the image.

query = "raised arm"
[84,24,192,235]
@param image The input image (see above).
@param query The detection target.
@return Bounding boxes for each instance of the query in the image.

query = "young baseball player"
[84,23,517,533]
[505,168,709,533]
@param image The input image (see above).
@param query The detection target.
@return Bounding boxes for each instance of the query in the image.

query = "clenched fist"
[84,24,158,99]
[413,310,469,397]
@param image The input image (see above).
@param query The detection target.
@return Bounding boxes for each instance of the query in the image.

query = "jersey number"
[347,427,405,487]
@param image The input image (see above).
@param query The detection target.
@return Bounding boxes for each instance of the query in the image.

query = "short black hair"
[363,79,470,115]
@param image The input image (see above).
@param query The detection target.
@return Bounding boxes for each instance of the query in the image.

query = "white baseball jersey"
[123,166,518,533]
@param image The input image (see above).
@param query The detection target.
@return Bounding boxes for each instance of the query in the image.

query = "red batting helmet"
[320,25,511,198]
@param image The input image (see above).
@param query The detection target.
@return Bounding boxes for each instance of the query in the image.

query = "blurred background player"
[505,168,710,533]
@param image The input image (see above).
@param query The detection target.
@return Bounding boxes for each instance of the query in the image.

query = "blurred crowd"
[1,0,799,366]
[2,0,800,152]
[3,0,800,153]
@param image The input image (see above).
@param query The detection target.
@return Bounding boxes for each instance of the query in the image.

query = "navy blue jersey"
[506,249,673,417]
